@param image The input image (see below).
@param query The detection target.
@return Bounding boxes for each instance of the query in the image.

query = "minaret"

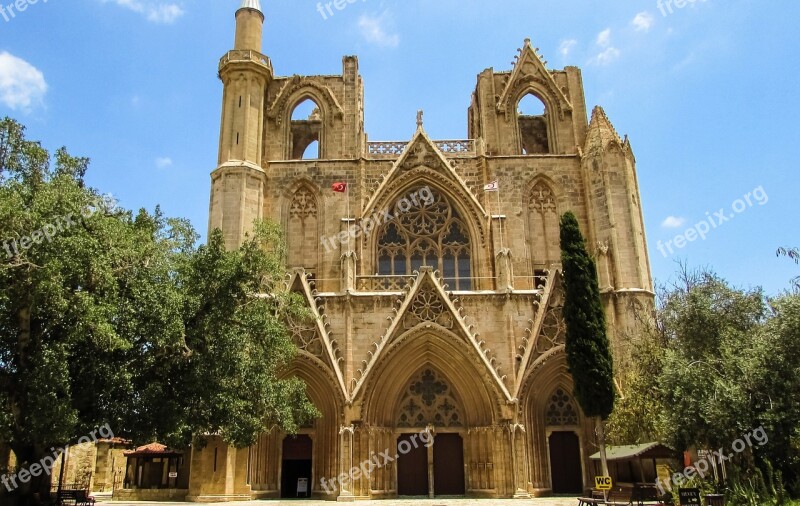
[209,0,273,248]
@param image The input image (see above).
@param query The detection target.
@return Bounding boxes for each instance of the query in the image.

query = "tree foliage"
[0,118,318,502]
[777,247,799,291]
[559,211,615,420]
[606,267,800,498]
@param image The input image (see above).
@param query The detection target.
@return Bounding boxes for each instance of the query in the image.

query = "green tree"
[559,211,615,476]
[0,118,317,505]
[607,266,800,500]
[777,247,799,291]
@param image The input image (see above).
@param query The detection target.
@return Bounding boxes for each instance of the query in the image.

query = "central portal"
[396,434,429,496]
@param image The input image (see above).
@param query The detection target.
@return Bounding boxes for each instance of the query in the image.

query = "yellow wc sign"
[595,476,613,490]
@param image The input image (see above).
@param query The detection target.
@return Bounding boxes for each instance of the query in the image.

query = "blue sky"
[1,0,798,295]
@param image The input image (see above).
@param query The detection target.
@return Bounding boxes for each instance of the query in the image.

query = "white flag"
[484,180,499,192]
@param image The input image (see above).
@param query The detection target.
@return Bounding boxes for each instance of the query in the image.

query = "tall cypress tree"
[559,211,615,477]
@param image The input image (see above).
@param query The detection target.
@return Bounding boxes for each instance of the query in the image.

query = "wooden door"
[397,434,429,496]
[549,431,583,494]
[433,433,465,496]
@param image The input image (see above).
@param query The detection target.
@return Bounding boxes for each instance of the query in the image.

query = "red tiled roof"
[124,442,183,457]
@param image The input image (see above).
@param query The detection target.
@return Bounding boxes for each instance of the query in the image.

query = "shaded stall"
[114,443,190,501]
[590,442,678,486]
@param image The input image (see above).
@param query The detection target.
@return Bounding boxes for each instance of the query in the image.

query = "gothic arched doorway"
[546,388,583,494]
[395,368,465,497]
[281,435,313,498]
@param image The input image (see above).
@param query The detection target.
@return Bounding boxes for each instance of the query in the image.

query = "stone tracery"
[397,368,463,428]
[377,187,472,290]
[545,388,579,426]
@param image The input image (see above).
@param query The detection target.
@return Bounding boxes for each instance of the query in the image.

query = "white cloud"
[596,28,612,48]
[155,157,173,169]
[662,216,686,229]
[357,13,399,48]
[102,0,184,24]
[590,29,620,65]
[0,52,47,111]
[559,39,577,57]
[632,12,655,32]
[591,47,620,66]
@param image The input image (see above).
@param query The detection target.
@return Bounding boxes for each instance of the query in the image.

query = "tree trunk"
[597,417,609,500]
[596,417,609,476]
[9,445,55,506]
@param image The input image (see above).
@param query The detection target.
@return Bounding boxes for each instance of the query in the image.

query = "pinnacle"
[587,106,623,146]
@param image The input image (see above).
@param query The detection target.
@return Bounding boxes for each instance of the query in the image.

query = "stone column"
[508,423,532,499]
[426,425,435,499]
[337,425,355,502]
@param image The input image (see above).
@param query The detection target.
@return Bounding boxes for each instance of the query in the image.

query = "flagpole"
[496,185,504,252]
[346,179,351,257]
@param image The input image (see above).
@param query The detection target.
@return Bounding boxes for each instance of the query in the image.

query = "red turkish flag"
[332,182,347,193]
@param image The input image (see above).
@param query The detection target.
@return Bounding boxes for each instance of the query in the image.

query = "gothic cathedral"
[187,0,654,500]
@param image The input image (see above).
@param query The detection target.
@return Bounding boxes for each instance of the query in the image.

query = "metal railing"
[367,139,476,159]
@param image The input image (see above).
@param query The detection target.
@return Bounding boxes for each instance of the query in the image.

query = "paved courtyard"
[99,498,581,506]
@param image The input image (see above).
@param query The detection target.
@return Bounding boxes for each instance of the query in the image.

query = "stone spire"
[585,106,622,154]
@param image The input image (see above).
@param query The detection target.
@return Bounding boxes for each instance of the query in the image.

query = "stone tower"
[209,0,271,249]
[193,5,654,501]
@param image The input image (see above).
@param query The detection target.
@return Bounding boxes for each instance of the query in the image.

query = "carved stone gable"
[403,280,454,330]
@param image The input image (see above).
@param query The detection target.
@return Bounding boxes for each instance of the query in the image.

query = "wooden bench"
[577,489,632,505]
[631,483,664,505]
[578,486,666,506]
[56,489,95,506]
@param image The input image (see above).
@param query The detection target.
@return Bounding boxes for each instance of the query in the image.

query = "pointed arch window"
[517,94,550,155]
[288,186,319,270]
[527,180,560,272]
[290,98,322,160]
[376,188,472,290]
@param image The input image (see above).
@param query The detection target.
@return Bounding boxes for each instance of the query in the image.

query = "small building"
[113,443,190,501]
[590,442,678,486]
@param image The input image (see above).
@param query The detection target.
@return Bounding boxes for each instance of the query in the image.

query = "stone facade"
[190,0,654,501]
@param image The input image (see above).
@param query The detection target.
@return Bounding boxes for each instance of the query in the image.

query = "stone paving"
[99,498,582,506]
